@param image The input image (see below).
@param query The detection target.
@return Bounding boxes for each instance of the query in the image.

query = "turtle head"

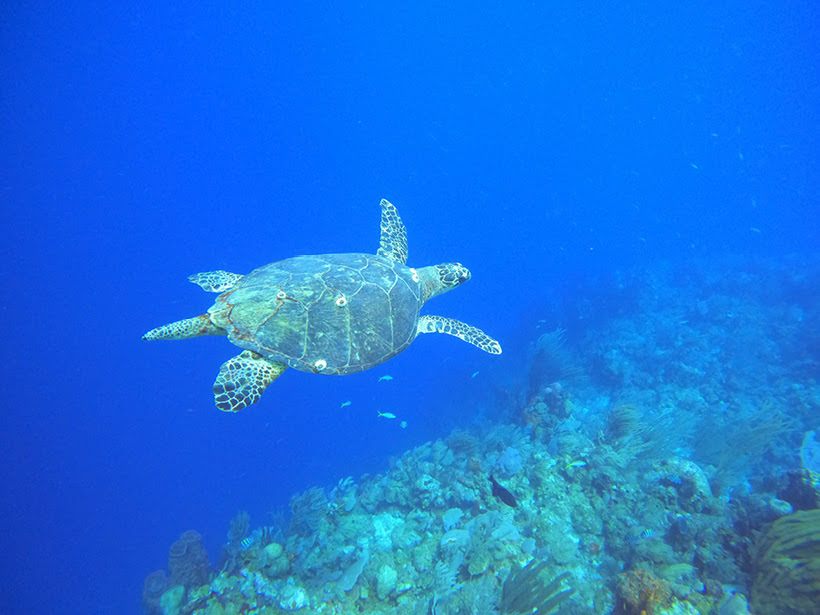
[416,262,471,302]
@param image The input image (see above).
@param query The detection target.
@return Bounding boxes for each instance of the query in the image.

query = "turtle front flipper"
[142,314,224,340]
[417,315,502,355]
[188,270,244,293]
[213,350,288,412]
[376,199,408,264]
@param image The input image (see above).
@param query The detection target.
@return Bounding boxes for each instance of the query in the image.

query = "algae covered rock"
[279,579,309,610]
[259,542,289,578]
[159,585,185,615]
[467,547,492,576]
[411,537,435,572]
[377,564,398,600]
[442,507,464,531]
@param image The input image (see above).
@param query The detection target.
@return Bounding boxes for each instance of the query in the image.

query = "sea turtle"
[143,199,501,412]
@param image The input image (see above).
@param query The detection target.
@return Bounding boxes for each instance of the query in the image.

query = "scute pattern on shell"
[208,253,423,375]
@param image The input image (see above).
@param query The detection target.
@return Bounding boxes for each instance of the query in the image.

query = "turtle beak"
[453,263,471,285]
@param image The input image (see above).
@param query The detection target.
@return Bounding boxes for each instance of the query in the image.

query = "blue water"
[1,2,817,613]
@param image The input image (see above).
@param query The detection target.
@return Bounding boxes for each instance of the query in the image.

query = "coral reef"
[154,417,746,614]
[141,257,820,614]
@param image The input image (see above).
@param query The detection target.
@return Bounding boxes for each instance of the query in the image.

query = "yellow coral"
[617,568,672,615]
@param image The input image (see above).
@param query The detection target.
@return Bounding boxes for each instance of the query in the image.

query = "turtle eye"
[454,264,471,283]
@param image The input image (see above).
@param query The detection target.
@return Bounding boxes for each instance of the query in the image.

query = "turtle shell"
[208,253,423,375]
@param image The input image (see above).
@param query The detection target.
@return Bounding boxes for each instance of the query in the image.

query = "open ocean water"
[1,2,818,614]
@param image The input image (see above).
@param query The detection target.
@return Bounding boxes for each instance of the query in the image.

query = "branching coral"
[606,403,642,441]
[447,428,480,458]
[528,328,583,397]
[751,508,820,615]
[499,561,574,614]
[227,510,250,546]
[289,486,328,536]
[696,398,797,492]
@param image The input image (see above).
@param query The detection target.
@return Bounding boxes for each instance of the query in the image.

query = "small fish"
[471,371,480,378]
[340,401,352,408]
[750,227,761,234]
[690,163,699,169]
[378,375,393,382]
[400,420,407,429]
[489,475,517,508]
[240,537,254,550]
[377,411,397,419]
[631,528,656,542]
[565,460,587,470]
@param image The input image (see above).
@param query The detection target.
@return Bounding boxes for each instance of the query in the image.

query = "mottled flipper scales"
[417,315,502,354]
[188,270,244,293]
[376,199,408,264]
[142,314,223,340]
[213,351,287,412]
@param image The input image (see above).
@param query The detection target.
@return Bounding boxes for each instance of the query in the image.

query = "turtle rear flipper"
[213,351,288,412]
[417,315,502,355]
[188,270,244,293]
[142,314,223,340]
